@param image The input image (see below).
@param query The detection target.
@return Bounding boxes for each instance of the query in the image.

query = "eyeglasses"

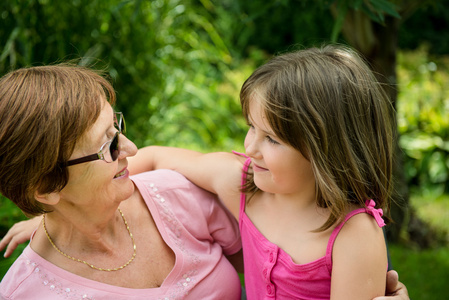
[66,112,125,166]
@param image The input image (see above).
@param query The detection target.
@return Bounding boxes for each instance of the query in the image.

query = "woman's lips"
[114,168,129,179]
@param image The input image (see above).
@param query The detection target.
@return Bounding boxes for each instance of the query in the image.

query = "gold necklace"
[42,208,136,272]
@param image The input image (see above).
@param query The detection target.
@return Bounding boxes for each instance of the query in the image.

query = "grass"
[387,191,449,299]
[389,244,449,299]
[410,191,449,239]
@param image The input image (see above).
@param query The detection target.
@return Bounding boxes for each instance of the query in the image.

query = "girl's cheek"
[244,130,251,150]
[244,129,257,151]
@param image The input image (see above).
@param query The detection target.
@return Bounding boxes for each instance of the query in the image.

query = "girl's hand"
[0,216,42,257]
[374,270,409,300]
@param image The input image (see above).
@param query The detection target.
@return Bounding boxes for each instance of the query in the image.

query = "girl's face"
[58,101,138,211]
[244,99,315,196]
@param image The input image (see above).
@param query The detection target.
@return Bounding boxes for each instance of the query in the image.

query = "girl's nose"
[244,132,259,158]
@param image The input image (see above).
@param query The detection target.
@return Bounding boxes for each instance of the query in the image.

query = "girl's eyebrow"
[262,128,277,137]
[249,115,276,137]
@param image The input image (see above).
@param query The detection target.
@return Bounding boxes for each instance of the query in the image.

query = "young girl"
[129,44,394,299]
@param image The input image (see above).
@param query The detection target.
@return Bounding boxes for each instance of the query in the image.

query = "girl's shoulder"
[330,203,387,276]
[330,204,388,298]
[338,212,384,238]
[338,200,386,234]
[334,201,386,245]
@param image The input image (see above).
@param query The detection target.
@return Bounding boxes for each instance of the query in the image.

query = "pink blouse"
[0,170,242,300]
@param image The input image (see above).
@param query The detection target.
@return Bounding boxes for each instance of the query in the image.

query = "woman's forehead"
[76,101,113,145]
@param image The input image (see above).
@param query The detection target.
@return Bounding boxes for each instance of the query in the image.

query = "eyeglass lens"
[109,112,124,162]
[115,112,125,134]
[109,132,120,162]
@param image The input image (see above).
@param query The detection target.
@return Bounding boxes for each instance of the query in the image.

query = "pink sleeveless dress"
[235,152,386,300]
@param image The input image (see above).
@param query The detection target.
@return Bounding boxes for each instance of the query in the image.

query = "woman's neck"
[45,206,125,253]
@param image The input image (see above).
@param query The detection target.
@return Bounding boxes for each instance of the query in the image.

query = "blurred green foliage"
[397,45,449,195]
[0,0,249,150]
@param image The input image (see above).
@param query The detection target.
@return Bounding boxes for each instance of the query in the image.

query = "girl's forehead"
[247,99,264,121]
[248,101,274,132]
[248,91,268,113]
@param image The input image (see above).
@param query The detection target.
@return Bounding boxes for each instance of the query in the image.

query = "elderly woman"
[0,65,242,299]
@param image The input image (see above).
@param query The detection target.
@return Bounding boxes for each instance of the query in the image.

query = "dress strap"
[232,151,251,219]
[325,199,386,271]
[364,199,386,227]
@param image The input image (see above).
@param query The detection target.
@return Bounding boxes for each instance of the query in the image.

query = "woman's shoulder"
[131,170,240,247]
[132,169,195,191]
[0,248,33,296]
[0,247,71,299]
[132,170,218,209]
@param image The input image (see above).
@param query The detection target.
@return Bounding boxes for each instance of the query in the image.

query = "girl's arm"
[330,214,388,300]
[0,216,42,257]
[128,146,244,219]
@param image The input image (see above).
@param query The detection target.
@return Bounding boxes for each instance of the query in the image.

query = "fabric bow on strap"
[365,199,386,227]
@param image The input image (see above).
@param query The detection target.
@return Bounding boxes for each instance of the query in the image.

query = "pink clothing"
[237,154,385,300]
[0,170,242,300]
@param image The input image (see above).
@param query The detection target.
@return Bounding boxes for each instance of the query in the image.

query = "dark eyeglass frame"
[66,112,125,166]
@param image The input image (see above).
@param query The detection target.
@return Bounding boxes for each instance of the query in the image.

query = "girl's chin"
[253,178,272,193]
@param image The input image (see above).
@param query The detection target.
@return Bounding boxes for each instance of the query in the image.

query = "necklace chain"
[42,208,136,272]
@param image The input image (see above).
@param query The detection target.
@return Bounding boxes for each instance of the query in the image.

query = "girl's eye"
[266,135,280,145]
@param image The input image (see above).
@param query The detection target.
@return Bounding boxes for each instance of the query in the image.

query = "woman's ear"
[34,191,60,205]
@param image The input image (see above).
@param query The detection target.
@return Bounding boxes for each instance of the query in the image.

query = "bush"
[397,44,449,195]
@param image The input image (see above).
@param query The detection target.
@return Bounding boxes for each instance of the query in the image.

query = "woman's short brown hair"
[0,64,116,216]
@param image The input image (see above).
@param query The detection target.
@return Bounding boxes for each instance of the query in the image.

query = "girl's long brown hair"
[240,45,394,231]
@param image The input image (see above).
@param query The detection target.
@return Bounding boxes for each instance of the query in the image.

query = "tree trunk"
[336,11,409,243]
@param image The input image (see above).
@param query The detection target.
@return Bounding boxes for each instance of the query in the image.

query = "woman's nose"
[119,134,138,159]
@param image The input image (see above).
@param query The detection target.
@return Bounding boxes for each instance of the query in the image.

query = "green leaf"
[331,2,348,42]
[368,0,400,18]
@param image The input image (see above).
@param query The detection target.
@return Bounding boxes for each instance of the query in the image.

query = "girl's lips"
[114,168,129,179]
[252,162,268,172]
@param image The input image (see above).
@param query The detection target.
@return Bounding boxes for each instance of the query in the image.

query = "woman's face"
[58,101,138,211]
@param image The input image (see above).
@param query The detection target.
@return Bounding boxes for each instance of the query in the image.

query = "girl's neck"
[245,190,334,265]
[247,189,328,228]
[258,185,318,211]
